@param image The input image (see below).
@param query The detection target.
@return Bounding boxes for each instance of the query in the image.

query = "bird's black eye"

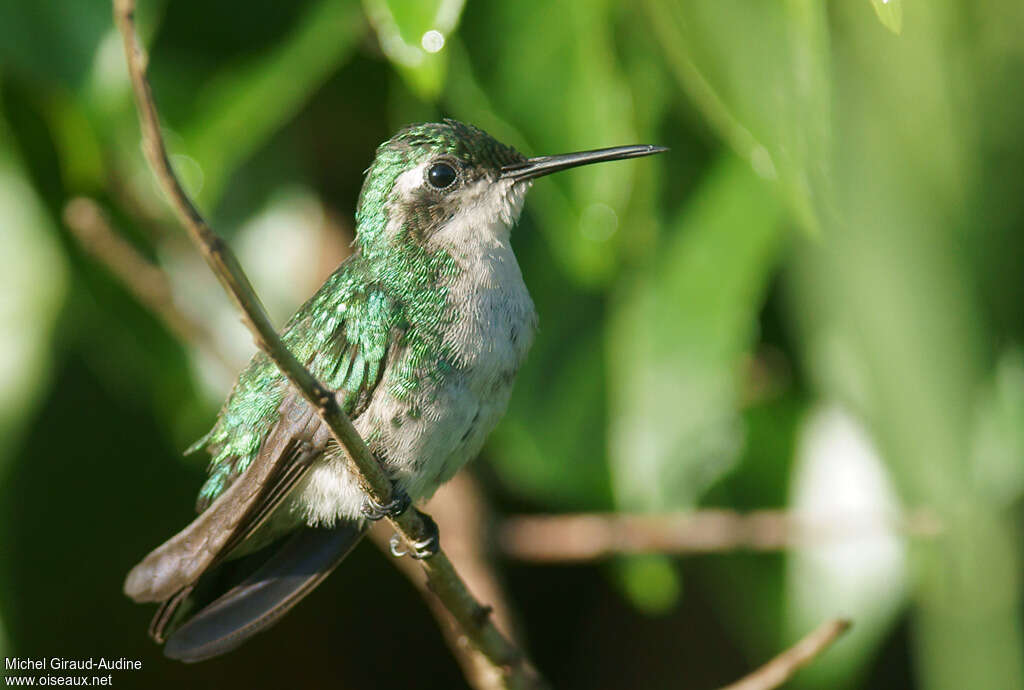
[427,162,457,189]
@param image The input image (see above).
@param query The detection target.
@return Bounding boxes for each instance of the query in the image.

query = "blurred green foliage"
[2,1,1024,688]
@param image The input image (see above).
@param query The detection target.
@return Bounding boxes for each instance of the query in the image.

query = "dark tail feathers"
[160,521,366,662]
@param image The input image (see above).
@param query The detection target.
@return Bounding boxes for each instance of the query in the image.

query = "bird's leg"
[360,482,411,520]
[389,510,439,560]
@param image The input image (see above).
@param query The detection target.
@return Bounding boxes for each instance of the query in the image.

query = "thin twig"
[370,473,527,690]
[63,197,236,375]
[112,1,545,687]
[719,619,851,690]
[499,509,941,563]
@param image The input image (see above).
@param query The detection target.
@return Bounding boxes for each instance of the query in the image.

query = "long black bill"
[500,144,667,182]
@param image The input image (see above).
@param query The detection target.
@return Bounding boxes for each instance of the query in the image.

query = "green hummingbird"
[124,119,665,661]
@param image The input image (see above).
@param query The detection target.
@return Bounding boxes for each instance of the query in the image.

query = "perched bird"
[124,119,665,661]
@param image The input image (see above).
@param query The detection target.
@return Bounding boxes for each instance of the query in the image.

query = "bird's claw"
[361,485,411,521]
[389,511,439,560]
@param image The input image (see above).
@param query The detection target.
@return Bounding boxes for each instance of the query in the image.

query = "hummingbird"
[124,119,665,661]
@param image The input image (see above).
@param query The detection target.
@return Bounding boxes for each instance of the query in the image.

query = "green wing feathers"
[194,256,391,512]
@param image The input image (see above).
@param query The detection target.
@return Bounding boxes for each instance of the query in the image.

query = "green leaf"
[870,0,904,35]
[0,116,68,472]
[363,0,465,101]
[970,348,1024,507]
[42,91,106,193]
[644,0,832,233]
[182,0,365,207]
[607,154,785,512]
[603,150,785,636]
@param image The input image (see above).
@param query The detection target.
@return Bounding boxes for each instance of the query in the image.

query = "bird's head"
[354,119,665,255]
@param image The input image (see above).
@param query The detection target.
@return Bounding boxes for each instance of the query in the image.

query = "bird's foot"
[360,485,411,521]
[389,510,439,560]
